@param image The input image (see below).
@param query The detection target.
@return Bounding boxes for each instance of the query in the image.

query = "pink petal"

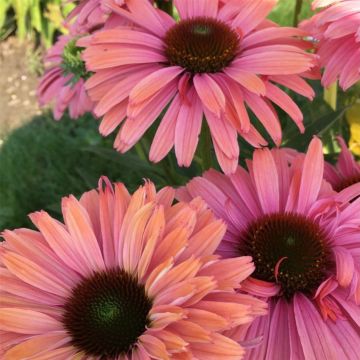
[244,91,282,146]
[213,138,239,175]
[28,212,88,276]
[296,137,324,214]
[293,293,338,360]
[287,301,306,359]
[62,195,106,272]
[149,94,181,163]
[242,27,307,49]
[265,82,304,132]
[333,246,354,288]
[116,81,177,152]
[265,299,291,360]
[0,249,71,297]
[0,308,62,334]
[204,108,239,161]
[191,333,244,360]
[269,75,315,100]
[121,203,155,273]
[216,75,250,133]
[234,45,314,75]
[140,334,169,360]
[230,166,262,218]
[0,271,63,306]
[175,88,203,167]
[231,0,277,36]
[3,331,69,359]
[91,28,164,50]
[223,68,266,95]
[175,0,219,18]
[129,66,183,105]
[178,219,226,261]
[252,148,280,213]
[186,177,228,220]
[103,0,169,36]
[84,45,166,70]
[327,316,360,359]
[194,74,226,117]
[99,101,127,136]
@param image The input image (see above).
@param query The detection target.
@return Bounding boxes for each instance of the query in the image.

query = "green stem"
[134,142,147,162]
[162,157,180,185]
[200,123,213,172]
[155,0,173,16]
[293,0,303,27]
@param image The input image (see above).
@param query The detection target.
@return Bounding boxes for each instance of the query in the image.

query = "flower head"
[66,0,110,33]
[302,0,360,90]
[0,178,266,359]
[66,0,153,33]
[179,138,360,359]
[81,0,316,174]
[37,35,94,120]
[324,136,360,193]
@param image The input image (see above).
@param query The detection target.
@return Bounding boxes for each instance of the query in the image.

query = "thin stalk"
[134,142,147,162]
[199,123,213,172]
[293,0,303,27]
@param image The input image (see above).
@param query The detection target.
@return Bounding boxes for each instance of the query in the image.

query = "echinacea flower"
[66,0,110,33]
[37,35,94,120]
[178,138,360,359]
[66,0,134,33]
[324,136,360,193]
[301,0,360,90]
[0,178,266,359]
[81,0,316,174]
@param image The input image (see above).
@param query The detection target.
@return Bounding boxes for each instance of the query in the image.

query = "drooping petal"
[293,293,338,360]
[175,88,203,167]
[296,137,324,214]
[252,148,280,213]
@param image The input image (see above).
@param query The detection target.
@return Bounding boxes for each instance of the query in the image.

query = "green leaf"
[30,0,42,32]
[13,0,31,40]
[82,146,162,174]
[282,107,348,152]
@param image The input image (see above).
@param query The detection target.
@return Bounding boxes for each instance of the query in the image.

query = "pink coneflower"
[0,178,266,359]
[324,136,360,193]
[178,138,360,359]
[81,0,316,174]
[66,0,110,33]
[66,0,134,33]
[37,35,94,120]
[301,0,360,90]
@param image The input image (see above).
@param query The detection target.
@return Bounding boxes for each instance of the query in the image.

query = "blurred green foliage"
[0,0,74,47]
[0,0,359,231]
[0,113,183,230]
[269,0,313,26]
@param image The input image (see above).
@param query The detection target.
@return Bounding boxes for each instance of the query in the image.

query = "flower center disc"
[63,268,152,357]
[239,213,332,299]
[164,17,239,73]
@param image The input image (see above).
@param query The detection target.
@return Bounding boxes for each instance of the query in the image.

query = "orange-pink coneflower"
[0,178,266,359]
